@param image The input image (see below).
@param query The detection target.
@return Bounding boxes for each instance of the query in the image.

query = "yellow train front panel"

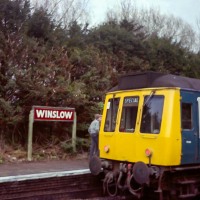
[99,88,182,166]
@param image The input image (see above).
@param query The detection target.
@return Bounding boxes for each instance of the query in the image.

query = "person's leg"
[90,135,95,158]
[93,135,98,156]
[97,135,99,156]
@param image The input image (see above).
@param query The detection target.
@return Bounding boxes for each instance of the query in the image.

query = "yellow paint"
[99,88,182,166]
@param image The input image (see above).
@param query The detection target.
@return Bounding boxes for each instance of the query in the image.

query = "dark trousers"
[90,134,99,158]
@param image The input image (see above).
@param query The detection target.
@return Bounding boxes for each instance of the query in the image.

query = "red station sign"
[33,106,75,122]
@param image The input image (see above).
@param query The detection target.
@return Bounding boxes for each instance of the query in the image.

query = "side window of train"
[119,96,139,133]
[140,95,164,134]
[181,103,192,130]
[104,98,120,132]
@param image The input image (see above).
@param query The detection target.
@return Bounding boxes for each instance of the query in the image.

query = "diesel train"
[89,72,200,199]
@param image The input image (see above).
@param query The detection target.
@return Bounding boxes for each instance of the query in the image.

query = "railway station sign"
[33,106,75,122]
[28,106,76,161]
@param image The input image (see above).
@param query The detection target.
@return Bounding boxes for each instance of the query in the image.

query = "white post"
[27,110,34,161]
[72,112,77,152]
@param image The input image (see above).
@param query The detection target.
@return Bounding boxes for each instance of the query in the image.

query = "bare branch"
[31,0,89,27]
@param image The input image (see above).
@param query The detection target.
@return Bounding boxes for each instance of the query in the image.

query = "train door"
[181,90,199,164]
[115,96,140,161]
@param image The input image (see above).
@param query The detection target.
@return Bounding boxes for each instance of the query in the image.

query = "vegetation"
[0,0,200,161]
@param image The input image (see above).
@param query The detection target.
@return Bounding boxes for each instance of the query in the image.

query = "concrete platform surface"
[0,157,89,178]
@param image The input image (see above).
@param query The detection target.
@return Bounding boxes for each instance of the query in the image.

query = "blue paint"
[181,89,200,164]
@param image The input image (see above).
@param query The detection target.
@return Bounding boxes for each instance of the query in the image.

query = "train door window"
[104,98,120,132]
[140,95,164,134]
[119,96,139,133]
[182,103,192,130]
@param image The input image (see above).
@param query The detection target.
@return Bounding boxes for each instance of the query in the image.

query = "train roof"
[110,71,200,91]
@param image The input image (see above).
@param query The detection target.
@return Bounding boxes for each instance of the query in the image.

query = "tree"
[31,0,89,28]
[196,17,200,52]
[144,36,188,73]
[0,0,30,35]
[105,0,198,52]
[137,7,197,51]
[66,20,89,48]
[86,21,147,73]
[27,7,55,40]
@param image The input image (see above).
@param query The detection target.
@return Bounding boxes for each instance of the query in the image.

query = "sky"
[89,0,200,29]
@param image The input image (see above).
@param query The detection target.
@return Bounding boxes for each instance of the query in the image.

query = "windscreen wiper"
[143,90,156,107]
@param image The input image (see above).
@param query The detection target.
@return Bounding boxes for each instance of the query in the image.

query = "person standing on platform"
[88,114,102,158]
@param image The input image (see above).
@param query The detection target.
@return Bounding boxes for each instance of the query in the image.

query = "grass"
[0,137,89,164]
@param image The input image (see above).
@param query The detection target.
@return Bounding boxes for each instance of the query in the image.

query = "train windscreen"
[104,98,120,132]
[140,95,164,134]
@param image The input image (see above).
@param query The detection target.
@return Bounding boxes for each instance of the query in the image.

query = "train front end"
[89,87,182,198]
[99,88,181,166]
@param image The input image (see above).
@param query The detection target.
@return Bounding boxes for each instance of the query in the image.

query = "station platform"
[0,155,90,183]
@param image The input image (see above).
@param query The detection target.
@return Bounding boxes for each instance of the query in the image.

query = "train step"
[177,180,197,185]
[179,193,197,199]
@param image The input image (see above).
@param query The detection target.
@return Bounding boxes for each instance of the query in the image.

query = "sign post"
[72,112,77,152]
[28,110,34,161]
[28,106,76,161]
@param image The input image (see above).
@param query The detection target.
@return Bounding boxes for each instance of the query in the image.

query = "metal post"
[72,112,77,152]
[28,110,34,161]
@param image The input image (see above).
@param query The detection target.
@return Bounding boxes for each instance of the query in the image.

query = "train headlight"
[145,148,152,157]
[104,145,110,153]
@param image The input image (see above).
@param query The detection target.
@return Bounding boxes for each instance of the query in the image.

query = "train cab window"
[140,95,164,134]
[119,96,139,133]
[182,103,192,130]
[104,98,120,132]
